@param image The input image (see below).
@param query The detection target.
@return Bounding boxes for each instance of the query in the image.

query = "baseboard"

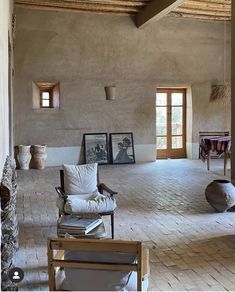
[46,144,156,166]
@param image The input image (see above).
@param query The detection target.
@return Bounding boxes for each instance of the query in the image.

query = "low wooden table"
[57,215,107,239]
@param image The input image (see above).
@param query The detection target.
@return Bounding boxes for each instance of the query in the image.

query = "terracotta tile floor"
[13,159,235,291]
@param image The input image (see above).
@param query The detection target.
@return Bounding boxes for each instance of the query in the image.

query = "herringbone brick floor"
[13,159,235,291]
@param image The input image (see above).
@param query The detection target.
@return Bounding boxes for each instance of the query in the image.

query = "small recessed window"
[32,81,60,109]
[41,91,51,108]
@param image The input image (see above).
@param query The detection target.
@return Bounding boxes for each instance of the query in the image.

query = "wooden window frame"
[40,90,53,108]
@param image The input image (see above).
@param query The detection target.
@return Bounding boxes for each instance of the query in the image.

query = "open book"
[59,217,102,234]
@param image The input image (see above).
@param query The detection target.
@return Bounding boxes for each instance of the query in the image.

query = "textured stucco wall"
[14,8,231,162]
[0,0,13,178]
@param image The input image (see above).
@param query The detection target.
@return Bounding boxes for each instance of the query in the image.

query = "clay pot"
[205,179,235,212]
[33,145,47,169]
[17,145,31,170]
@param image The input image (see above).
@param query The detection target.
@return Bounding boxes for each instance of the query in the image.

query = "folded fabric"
[64,192,117,213]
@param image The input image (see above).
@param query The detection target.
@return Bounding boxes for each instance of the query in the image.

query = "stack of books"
[58,216,103,237]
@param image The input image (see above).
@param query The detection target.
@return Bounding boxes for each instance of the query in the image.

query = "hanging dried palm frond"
[210,83,231,105]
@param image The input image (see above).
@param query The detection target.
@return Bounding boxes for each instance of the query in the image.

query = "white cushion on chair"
[63,163,98,195]
[64,192,117,213]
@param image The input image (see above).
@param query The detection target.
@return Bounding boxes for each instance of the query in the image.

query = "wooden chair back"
[48,237,144,291]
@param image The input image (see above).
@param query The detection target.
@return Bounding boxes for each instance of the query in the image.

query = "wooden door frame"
[156,88,186,159]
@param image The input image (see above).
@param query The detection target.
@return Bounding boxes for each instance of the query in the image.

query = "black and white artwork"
[110,132,135,164]
[84,133,108,165]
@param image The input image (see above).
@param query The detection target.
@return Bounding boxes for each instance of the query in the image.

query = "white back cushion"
[63,163,98,195]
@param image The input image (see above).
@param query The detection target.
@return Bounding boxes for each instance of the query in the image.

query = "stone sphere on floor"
[205,179,235,212]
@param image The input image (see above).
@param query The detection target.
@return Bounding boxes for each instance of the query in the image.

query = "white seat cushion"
[63,163,98,195]
[64,192,117,213]
[59,269,148,291]
[61,250,137,291]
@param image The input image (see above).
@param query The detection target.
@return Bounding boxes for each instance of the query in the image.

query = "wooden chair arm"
[55,187,68,199]
[98,183,118,197]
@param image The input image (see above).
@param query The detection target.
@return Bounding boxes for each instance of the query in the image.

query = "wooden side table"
[201,135,231,176]
[57,215,107,239]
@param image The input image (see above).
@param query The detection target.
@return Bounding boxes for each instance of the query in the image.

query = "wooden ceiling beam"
[171,11,231,21]
[15,3,135,15]
[15,0,148,9]
[65,0,149,5]
[135,0,184,28]
[175,7,231,16]
[180,1,230,12]
[15,0,141,13]
[47,0,148,7]
[196,0,231,4]
[172,0,231,21]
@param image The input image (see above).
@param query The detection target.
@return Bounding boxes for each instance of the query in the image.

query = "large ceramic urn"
[17,145,31,170]
[205,179,235,212]
[32,145,47,169]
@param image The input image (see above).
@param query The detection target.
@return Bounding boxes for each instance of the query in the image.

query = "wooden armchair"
[55,166,118,239]
[48,237,150,291]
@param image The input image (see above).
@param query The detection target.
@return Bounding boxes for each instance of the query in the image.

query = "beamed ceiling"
[15,0,231,25]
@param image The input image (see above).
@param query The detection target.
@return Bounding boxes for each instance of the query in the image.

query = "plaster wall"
[0,0,13,178]
[14,8,231,164]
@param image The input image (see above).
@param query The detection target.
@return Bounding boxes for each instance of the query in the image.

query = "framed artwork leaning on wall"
[83,133,108,165]
[110,132,135,164]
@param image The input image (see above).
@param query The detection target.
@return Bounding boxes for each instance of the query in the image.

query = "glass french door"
[156,88,186,159]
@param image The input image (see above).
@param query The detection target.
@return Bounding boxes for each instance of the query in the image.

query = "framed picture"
[83,133,108,165]
[110,132,135,164]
